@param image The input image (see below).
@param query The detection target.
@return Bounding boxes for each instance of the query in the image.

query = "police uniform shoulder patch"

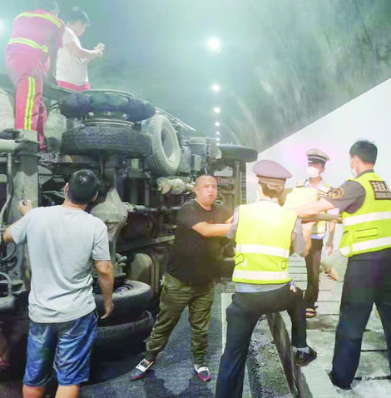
[370,180,391,200]
[328,187,344,199]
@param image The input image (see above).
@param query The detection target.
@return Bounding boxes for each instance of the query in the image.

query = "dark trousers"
[304,238,323,308]
[331,249,391,388]
[216,285,307,398]
[146,273,214,364]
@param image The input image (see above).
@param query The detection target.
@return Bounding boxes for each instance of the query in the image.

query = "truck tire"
[218,144,258,163]
[95,311,154,347]
[61,125,151,157]
[94,280,153,318]
[144,115,181,175]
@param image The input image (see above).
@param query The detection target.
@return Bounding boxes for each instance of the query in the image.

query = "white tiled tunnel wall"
[247,78,391,245]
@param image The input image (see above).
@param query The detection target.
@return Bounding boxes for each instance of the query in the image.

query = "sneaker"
[129,359,155,381]
[305,307,317,318]
[294,346,317,367]
[194,363,212,382]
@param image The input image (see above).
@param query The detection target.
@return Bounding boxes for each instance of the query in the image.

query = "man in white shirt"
[56,7,104,92]
[4,169,114,398]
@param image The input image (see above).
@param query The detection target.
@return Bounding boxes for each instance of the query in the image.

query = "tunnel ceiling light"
[216,132,220,135]
[214,107,221,114]
[208,38,221,53]
[215,122,220,127]
[212,84,220,92]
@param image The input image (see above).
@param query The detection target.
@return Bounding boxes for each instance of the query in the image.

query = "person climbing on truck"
[56,7,105,92]
[6,0,65,149]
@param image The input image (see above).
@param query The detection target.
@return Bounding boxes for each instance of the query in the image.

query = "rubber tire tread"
[61,125,151,157]
[94,280,153,317]
[218,144,258,162]
[95,310,154,346]
[145,115,181,176]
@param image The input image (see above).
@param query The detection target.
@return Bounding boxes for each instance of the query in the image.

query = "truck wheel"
[218,145,258,163]
[144,115,181,175]
[61,125,151,157]
[94,280,153,318]
[95,311,154,347]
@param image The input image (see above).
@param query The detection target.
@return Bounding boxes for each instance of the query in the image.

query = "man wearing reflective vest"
[6,0,65,149]
[216,160,317,398]
[296,140,391,390]
[297,148,337,318]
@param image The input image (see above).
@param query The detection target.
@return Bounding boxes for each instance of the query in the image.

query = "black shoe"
[330,373,352,390]
[129,359,155,381]
[294,346,317,367]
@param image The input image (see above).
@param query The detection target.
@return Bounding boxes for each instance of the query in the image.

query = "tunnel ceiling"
[2,0,391,151]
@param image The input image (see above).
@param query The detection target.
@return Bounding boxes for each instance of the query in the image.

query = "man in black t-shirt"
[168,197,232,284]
[130,175,232,382]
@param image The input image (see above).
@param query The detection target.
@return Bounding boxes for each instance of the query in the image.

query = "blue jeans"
[24,311,97,387]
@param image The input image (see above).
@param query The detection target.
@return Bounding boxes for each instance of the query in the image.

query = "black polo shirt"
[168,200,232,285]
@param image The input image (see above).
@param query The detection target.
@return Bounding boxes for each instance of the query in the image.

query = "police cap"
[252,160,292,185]
[306,148,329,165]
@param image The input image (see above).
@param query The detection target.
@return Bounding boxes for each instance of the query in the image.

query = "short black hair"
[35,0,59,13]
[68,170,99,205]
[349,140,377,164]
[67,7,90,26]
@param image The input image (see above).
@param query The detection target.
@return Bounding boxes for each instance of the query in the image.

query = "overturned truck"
[0,78,257,351]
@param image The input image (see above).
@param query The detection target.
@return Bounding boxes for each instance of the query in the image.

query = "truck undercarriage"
[0,75,257,354]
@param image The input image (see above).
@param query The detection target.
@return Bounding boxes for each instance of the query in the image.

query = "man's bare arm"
[3,222,17,243]
[294,198,336,218]
[192,222,232,237]
[3,200,33,243]
[95,260,114,319]
[66,42,103,61]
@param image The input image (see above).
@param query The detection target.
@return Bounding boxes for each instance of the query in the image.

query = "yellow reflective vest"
[233,200,297,284]
[297,179,331,235]
[339,172,391,257]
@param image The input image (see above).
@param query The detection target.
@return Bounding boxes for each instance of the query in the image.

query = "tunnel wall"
[247,77,391,244]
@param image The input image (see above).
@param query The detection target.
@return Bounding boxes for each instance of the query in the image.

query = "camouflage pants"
[146,273,215,364]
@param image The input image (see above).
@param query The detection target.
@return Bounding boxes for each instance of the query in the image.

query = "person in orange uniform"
[6,0,65,149]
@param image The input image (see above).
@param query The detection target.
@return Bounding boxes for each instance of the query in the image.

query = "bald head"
[194,175,217,209]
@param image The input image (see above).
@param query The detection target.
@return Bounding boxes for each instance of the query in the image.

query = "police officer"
[297,149,337,317]
[296,140,391,390]
[215,160,317,398]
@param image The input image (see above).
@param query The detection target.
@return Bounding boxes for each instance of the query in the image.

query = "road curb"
[267,311,338,398]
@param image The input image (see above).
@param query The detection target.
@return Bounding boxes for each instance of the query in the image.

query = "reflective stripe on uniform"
[8,38,48,53]
[235,244,289,258]
[342,211,391,226]
[24,77,36,130]
[340,237,391,256]
[232,269,290,281]
[16,12,63,28]
[339,246,350,256]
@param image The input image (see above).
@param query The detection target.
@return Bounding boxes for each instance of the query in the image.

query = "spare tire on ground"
[95,310,154,347]
[143,114,181,176]
[218,144,258,163]
[94,280,153,318]
[61,124,151,157]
